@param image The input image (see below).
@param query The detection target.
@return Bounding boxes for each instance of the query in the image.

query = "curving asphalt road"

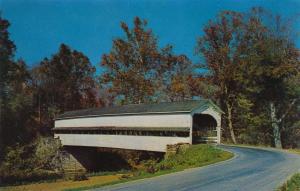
[93,145,300,191]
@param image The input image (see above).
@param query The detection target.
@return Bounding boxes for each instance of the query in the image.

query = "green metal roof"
[56,99,222,120]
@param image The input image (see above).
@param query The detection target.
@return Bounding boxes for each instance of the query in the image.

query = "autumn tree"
[224,8,300,148]
[156,46,193,102]
[196,8,299,147]
[32,44,97,133]
[196,11,245,143]
[241,10,299,148]
[100,17,192,105]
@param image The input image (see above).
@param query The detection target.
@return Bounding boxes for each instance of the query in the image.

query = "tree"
[0,16,36,160]
[156,47,193,102]
[244,10,299,148]
[0,16,16,158]
[196,11,245,143]
[280,73,300,148]
[196,8,299,147]
[187,76,219,100]
[32,44,97,133]
[101,17,158,104]
[100,17,192,105]
[229,8,300,148]
[0,15,16,93]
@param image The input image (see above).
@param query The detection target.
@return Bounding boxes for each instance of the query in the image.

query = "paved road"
[93,145,300,191]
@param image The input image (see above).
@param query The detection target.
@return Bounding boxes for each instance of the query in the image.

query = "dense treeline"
[196,8,299,147]
[0,7,299,184]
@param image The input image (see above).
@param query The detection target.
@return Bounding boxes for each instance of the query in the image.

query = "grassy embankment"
[2,144,233,191]
[278,149,300,191]
[279,173,300,191]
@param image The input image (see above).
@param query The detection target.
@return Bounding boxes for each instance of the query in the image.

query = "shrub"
[0,136,63,185]
[279,173,300,191]
[34,136,62,171]
[141,160,158,174]
[157,162,173,171]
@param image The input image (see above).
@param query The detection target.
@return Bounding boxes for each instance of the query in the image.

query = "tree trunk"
[38,93,41,125]
[270,102,282,148]
[226,101,237,144]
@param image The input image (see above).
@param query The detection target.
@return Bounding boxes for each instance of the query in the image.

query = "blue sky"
[1,0,300,72]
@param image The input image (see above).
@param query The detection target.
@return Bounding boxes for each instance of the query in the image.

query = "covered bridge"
[53,99,222,152]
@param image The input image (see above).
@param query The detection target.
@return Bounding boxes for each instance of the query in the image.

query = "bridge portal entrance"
[192,114,218,144]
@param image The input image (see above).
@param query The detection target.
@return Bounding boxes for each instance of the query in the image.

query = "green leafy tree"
[0,16,36,160]
[0,16,16,158]
[196,8,299,147]
[230,8,300,148]
[280,73,300,148]
[244,11,299,148]
[0,15,16,94]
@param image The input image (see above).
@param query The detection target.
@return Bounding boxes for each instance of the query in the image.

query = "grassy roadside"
[224,143,300,155]
[2,144,233,191]
[278,173,300,191]
[1,174,123,191]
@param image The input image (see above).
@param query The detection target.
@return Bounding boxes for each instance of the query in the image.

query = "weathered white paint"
[54,106,222,152]
[55,114,191,128]
[216,126,221,144]
[192,107,221,127]
[189,115,193,144]
[54,134,190,152]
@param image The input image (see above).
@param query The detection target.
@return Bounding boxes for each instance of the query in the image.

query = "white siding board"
[54,134,190,152]
[55,114,191,128]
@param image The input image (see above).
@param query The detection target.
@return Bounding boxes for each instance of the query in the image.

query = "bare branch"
[279,98,298,123]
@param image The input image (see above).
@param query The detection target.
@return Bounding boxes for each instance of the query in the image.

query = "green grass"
[157,144,233,170]
[287,149,300,155]
[86,169,130,177]
[64,144,233,191]
[279,173,300,191]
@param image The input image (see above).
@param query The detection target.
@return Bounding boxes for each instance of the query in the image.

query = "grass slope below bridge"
[2,144,233,191]
[66,144,233,191]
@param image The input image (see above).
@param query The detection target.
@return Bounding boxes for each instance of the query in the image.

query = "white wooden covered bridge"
[53,99,222,152]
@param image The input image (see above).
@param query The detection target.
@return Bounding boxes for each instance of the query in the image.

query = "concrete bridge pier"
[60,146,133,174]
[61,146,98,173]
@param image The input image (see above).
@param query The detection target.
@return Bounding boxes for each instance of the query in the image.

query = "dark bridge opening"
[63,146,164,173]
[192,114,217,144]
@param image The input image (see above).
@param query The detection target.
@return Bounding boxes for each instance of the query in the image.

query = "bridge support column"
[61,146,98,174]
[217,126,221,144]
